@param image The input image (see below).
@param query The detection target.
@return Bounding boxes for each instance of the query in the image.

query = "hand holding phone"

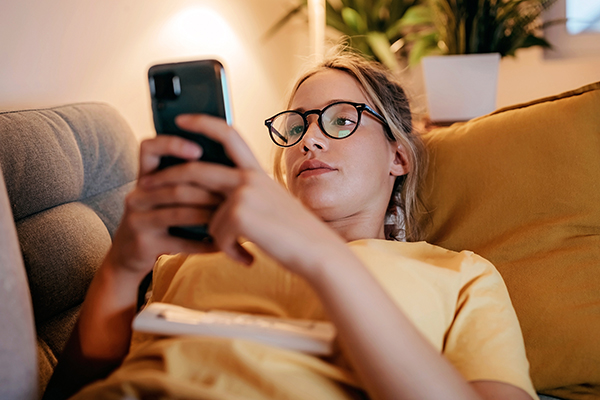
[148,59,234,241]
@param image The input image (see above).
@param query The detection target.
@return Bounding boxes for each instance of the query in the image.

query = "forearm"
[309,248,482,400]
[43,257,145,399]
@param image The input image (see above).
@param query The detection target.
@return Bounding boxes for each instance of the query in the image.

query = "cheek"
[349,135,394,174]
[282,150,297,187]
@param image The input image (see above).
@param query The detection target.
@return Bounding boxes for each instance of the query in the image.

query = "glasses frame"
[265,101,394,148]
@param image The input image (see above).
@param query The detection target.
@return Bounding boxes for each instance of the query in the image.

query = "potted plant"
[264,0,421,72]
[404,0,558,122]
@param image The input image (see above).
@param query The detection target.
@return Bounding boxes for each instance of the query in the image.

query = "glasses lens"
[270,112,305,146]
[322,103,359,139]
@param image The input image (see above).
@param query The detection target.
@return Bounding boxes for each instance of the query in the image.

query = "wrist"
[102,246,156,283]
[98,254,150,294]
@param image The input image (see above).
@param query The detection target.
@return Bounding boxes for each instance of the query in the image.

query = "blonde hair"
[273,52,428,242]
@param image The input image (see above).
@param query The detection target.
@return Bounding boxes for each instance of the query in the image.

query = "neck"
[324,211,387,242]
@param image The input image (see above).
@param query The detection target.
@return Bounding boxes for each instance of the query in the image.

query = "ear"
[390,143,410,177]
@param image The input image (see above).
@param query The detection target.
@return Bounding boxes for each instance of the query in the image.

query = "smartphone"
[148,59,235,241]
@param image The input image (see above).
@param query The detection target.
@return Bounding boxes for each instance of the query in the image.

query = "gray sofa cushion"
[0,103,138,393]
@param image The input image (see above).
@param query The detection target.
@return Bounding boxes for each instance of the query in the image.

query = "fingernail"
[184,142,202,158]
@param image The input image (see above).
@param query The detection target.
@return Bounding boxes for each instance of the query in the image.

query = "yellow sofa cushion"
[418,82,600,400]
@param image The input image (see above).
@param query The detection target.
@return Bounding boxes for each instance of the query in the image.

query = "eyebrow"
[292,99,353,113]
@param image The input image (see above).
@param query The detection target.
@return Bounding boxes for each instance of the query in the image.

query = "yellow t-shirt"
[72,240,538,400]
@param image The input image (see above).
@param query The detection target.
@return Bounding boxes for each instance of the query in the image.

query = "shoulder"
[347,239,497,278]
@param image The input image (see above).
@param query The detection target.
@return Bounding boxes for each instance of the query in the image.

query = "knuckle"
[168,207,191,223]
[139,138,157,156]
[125,191,139,210]
[240,169,257,186]
[139,139,151,152]
[236,185,253,204]
[167,138,185,154]
[227,202,246,227]
[171,185,187,201]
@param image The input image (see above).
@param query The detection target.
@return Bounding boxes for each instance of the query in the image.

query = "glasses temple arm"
[269,125,288,144]
[364,106,395,141]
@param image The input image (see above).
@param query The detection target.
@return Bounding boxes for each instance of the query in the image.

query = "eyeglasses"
[264,101,393,148]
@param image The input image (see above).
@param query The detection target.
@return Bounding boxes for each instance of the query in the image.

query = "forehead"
[290,69,370,109]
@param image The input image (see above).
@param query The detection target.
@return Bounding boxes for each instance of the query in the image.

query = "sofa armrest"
[0,169,38,400]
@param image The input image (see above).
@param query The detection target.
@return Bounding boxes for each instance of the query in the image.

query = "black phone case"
[148,59,234,241]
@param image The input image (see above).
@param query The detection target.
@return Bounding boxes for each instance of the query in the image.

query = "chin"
[297,192,340,218]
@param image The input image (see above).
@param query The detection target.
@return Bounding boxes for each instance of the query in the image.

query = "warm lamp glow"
[157,6,243,60]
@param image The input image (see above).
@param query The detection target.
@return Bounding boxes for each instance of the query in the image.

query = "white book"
[133,302,337,356]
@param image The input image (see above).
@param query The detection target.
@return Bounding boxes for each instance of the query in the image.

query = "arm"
[42,260,143,399]
[43,136,221,399]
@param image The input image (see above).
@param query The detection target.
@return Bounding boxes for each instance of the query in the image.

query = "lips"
[297,159,336,177]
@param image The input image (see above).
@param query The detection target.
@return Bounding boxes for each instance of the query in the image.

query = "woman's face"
[283,69,408,229]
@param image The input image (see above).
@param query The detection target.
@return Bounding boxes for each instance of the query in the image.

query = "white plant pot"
[422,53,500,123]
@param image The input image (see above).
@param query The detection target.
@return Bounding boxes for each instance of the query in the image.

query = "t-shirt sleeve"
[443,253,538,400]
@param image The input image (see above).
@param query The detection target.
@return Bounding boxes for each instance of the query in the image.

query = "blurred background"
[0,0,599,170]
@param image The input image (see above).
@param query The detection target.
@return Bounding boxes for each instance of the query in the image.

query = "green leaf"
[366,31,401,70]
[390,0,415,22]
[398,4,432,26]
[408,31,441,66]
[352,0,370,27]
[342,7,368,33]
[385,4,432,42]
[325,1,357,35]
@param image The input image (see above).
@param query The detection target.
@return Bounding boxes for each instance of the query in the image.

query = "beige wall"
[0,0,311,170]
[1,0,598,168]
[497,47,600,108]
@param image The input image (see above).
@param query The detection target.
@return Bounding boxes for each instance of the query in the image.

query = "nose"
[300,115,328,153]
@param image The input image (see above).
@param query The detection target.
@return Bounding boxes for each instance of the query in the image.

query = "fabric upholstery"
[0,170,38,400]
[0,103,138,393]
[418,82,600,400]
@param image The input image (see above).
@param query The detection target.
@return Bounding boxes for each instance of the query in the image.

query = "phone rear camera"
[150,72,180,100]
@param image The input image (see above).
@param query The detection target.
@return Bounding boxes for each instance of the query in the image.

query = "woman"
[45,53,537,400]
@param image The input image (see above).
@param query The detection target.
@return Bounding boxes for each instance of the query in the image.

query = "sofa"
[0,80,598,399]
[0,103,138,399]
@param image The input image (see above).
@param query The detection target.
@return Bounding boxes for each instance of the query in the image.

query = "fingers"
[131,116,267,266]
[129,206,214,232]
[110,202,219,274]
[139,136,202,177]
[175,114,262,171]
[139,160,246,196]
[126,184,222,212]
